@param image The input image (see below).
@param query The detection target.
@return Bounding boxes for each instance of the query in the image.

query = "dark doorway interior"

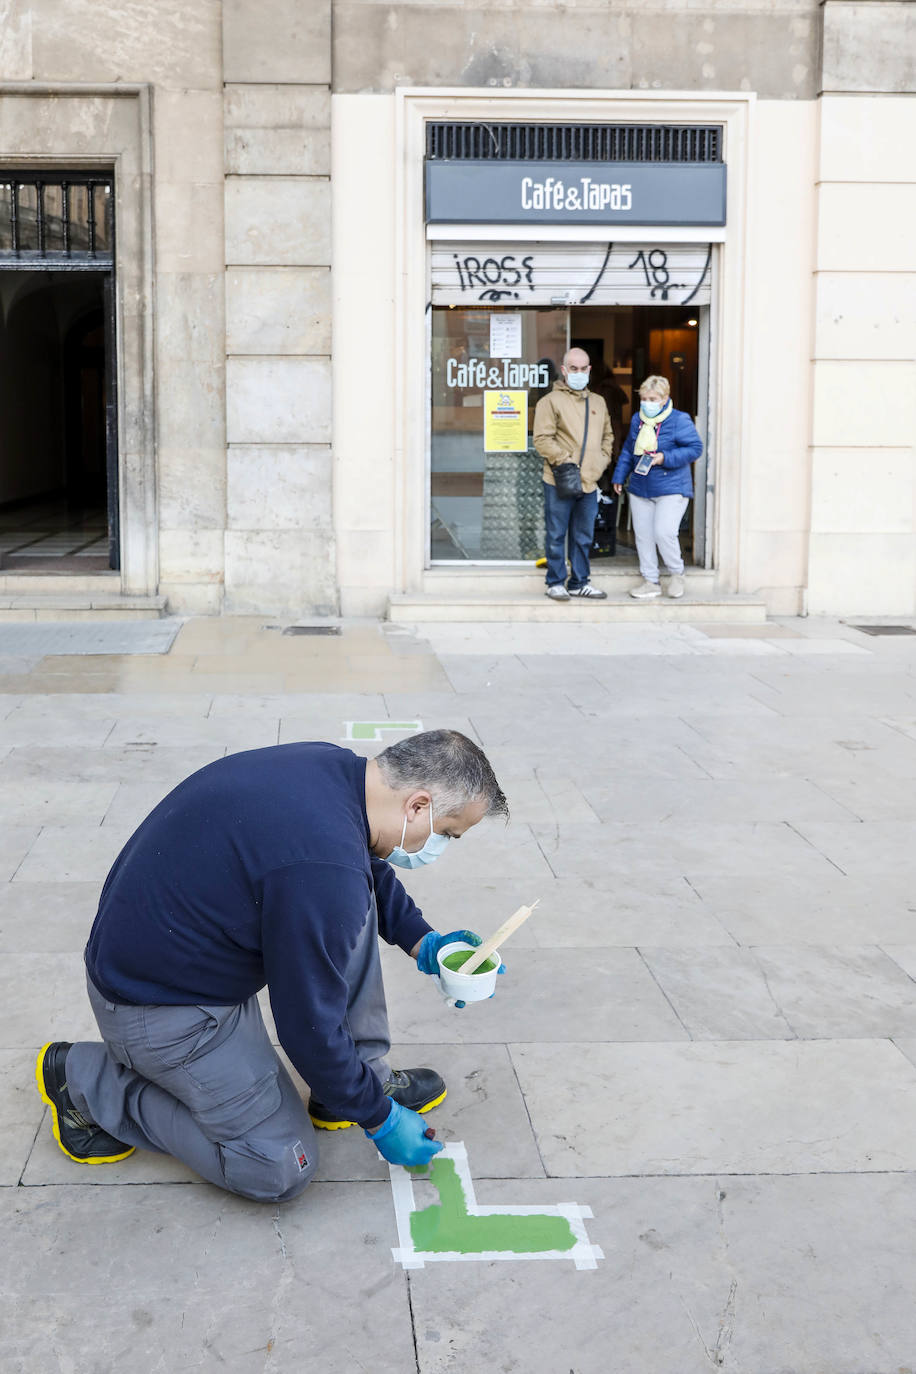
[571,303,701,564]
[0,271,113,570]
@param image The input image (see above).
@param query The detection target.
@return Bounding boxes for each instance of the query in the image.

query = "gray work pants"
[67,897,391,1202]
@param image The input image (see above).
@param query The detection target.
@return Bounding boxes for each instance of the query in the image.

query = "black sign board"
[425,160,727,227]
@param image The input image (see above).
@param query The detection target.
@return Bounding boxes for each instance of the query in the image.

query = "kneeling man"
[36,730,507,1201]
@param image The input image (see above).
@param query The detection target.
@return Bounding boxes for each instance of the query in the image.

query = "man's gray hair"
[376,729,509,821]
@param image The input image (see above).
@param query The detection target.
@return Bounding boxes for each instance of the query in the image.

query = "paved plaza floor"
[3,613,916,1373]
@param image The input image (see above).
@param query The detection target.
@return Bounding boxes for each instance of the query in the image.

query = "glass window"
[0,183,11,251]
[430,306,568,561]
[93,184,111,252]
[16,183,38,251]
[42,184,65,251]
[69,184,90,251]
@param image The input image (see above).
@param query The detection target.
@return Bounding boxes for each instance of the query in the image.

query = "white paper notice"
[489,313,523,359]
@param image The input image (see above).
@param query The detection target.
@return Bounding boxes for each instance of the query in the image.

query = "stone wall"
[806,1,916,614]
[332,0,821,100]
[222,0,337,615]
[0,0,226,610]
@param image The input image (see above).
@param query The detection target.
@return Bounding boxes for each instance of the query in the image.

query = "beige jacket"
[533,381,614,493]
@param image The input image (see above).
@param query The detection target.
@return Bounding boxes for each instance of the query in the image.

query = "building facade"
[0,1,913,618]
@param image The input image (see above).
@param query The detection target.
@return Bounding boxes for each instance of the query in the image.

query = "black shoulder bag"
[552,398,589,500]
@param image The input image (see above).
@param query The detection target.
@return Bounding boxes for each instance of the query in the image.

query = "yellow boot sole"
[35,1041,136,1165]
[309,1086,447,1130]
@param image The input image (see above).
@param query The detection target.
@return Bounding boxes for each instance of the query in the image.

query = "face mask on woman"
[641,399,665,417]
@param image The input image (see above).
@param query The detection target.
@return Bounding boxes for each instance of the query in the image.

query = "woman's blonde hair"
[639,375,670,399]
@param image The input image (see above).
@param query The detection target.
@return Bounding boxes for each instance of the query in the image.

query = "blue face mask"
[387,800,450,869]
[641,400,664,417]
[566,371,589,391]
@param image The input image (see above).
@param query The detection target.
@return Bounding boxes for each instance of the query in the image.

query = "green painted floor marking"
[343,721,422,742]
[408,1157,577,1255]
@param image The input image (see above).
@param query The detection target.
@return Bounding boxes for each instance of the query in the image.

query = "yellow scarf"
[634,400,673,456]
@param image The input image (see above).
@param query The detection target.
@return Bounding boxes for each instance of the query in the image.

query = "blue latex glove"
[365,1099,444,1167]
[415,929,482,975]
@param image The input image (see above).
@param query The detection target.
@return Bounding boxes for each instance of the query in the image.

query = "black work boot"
[309,1067,447,1131]
[35,1042,135,1164]
[382,1067,446,1114]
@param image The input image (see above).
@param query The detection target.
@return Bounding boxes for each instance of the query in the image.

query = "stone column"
[807,1,916,615]
[222,0,336,615]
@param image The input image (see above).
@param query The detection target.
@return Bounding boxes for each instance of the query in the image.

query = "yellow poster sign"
[483,390,528,453]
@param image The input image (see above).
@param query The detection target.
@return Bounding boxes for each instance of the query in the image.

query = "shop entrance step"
[387,590,768,624]
[388,568,767,624]
[0,574,166,620]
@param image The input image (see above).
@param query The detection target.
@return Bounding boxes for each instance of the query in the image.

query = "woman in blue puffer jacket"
[612,375,703,600]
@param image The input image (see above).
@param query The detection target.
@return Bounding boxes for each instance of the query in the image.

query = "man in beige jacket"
[533,348,614,601]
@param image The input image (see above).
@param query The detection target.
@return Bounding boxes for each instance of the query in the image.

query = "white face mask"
[386,800,450,869]
[565,371,589,391]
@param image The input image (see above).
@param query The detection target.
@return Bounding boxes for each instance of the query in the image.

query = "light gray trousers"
[67,897,391,1203]
[628,492,690,582]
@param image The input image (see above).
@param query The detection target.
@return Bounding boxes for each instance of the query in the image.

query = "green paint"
[441,950,497,975]
[409,1158,577,1254]
[349,721,420,740]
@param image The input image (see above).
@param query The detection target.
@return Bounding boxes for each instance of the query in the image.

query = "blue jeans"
[543,483,598,590]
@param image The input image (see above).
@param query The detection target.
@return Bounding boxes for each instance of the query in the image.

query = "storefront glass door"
[430,306,567,561]
[429,299,709,568]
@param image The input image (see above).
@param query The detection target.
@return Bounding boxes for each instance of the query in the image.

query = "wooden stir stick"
[459,900,540,975]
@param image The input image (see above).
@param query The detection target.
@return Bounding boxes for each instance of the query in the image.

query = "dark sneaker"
[35,1042,135,1165]
[309,1067,447,1130]
[383,1068,446,1115]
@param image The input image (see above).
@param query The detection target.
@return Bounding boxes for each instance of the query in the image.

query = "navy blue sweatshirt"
[84,744,432,1130]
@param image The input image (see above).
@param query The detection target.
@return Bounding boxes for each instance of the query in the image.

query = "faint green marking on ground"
[409,1158,577,1255]
[344,721,422,742]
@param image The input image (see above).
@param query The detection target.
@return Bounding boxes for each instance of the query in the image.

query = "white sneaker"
[629,579,661,600]
[568,583,607,599]
[546,585,570,601]
[666,574,685,599]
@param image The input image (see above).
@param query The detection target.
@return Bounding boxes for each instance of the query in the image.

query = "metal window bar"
[425,123,722,163]
[0,175,114,262]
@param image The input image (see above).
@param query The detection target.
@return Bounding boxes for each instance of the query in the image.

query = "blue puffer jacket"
[612,408,703,499]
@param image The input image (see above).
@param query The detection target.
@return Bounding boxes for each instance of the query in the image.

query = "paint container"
[436,940,501,1007]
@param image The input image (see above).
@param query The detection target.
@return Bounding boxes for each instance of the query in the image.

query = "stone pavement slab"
[383,945,689,1046]
[512,1038,916,1176]
[0,742,226,784]
[0,1047,44,1187]
[0,826,41,881]
[0,1183,417,1374]
[686,869,916,945]
[0,880,101,953]
[0,954,96,1045]
[579,774,860,826]
[680,713,916,781]
[644,943,916,1039]
[12,822,136,883]
[520,876,737,947]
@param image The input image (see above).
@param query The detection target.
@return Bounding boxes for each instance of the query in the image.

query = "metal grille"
[425,123,722,163]
[0,173,114,264]
[848,624,916,637]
